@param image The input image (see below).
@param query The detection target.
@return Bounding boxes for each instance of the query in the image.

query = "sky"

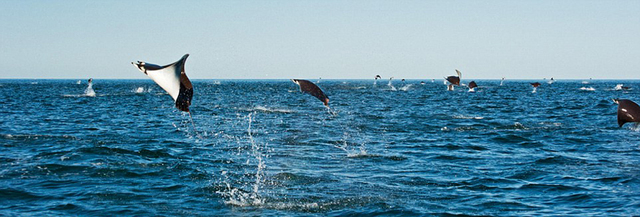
[0,0,638,80]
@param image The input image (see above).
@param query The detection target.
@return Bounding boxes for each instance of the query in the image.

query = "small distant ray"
[530,82,541,93]
[85,78,95,97]
[468,81,477,92]
[444,69,461,91]
[291,79,330,107]
[615,84,630,90]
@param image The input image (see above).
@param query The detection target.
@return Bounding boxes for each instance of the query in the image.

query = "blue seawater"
[1,79,639,216]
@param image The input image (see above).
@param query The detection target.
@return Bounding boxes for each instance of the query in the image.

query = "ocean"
[1,79,639,216]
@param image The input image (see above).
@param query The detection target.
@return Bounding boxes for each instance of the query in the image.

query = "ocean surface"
[1,79,639,216]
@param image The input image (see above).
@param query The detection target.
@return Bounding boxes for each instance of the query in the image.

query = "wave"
[579,87,595,91]
[238,106,294,113]
[63,93,97,98]
[133,87,151,93]
[452,115,484,120]
[1,133,79,141]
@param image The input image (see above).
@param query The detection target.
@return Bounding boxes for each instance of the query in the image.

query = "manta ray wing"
[133,54,193,112]
[614,99,640,127]
[446,76,460,85]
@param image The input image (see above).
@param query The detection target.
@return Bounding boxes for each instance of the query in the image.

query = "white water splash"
[240,105,294,114]
[247,113,265,205]
[388,78,396,91]
[219,112,268,207]
[447,85,454,91]
[333,140,368,158]
[134,87,146,93]
[399,84,413,91]
[614,84,629,90]
[76,80,81,84]
[532,87,537,93]
[84,82,96,97]
[579,87,595,91]
[614,84,623,90]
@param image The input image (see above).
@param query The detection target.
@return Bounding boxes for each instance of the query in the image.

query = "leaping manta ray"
[530,82,541,93]
[445,69,462,91]
[468,81,477,92]
[132,54,193,112]
[292,79,329,107]
[613,99,640,127]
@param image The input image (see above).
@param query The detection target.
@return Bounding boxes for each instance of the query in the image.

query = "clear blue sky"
[0,0,638,79]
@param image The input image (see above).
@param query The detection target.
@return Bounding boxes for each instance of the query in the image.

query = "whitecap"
[613,84,630,90]
[579,87,595,91]
[133,87,149,93]
[346,149,369,158]
[453,115,484,119]
[238,106,294,114]
[253,105,293,113]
